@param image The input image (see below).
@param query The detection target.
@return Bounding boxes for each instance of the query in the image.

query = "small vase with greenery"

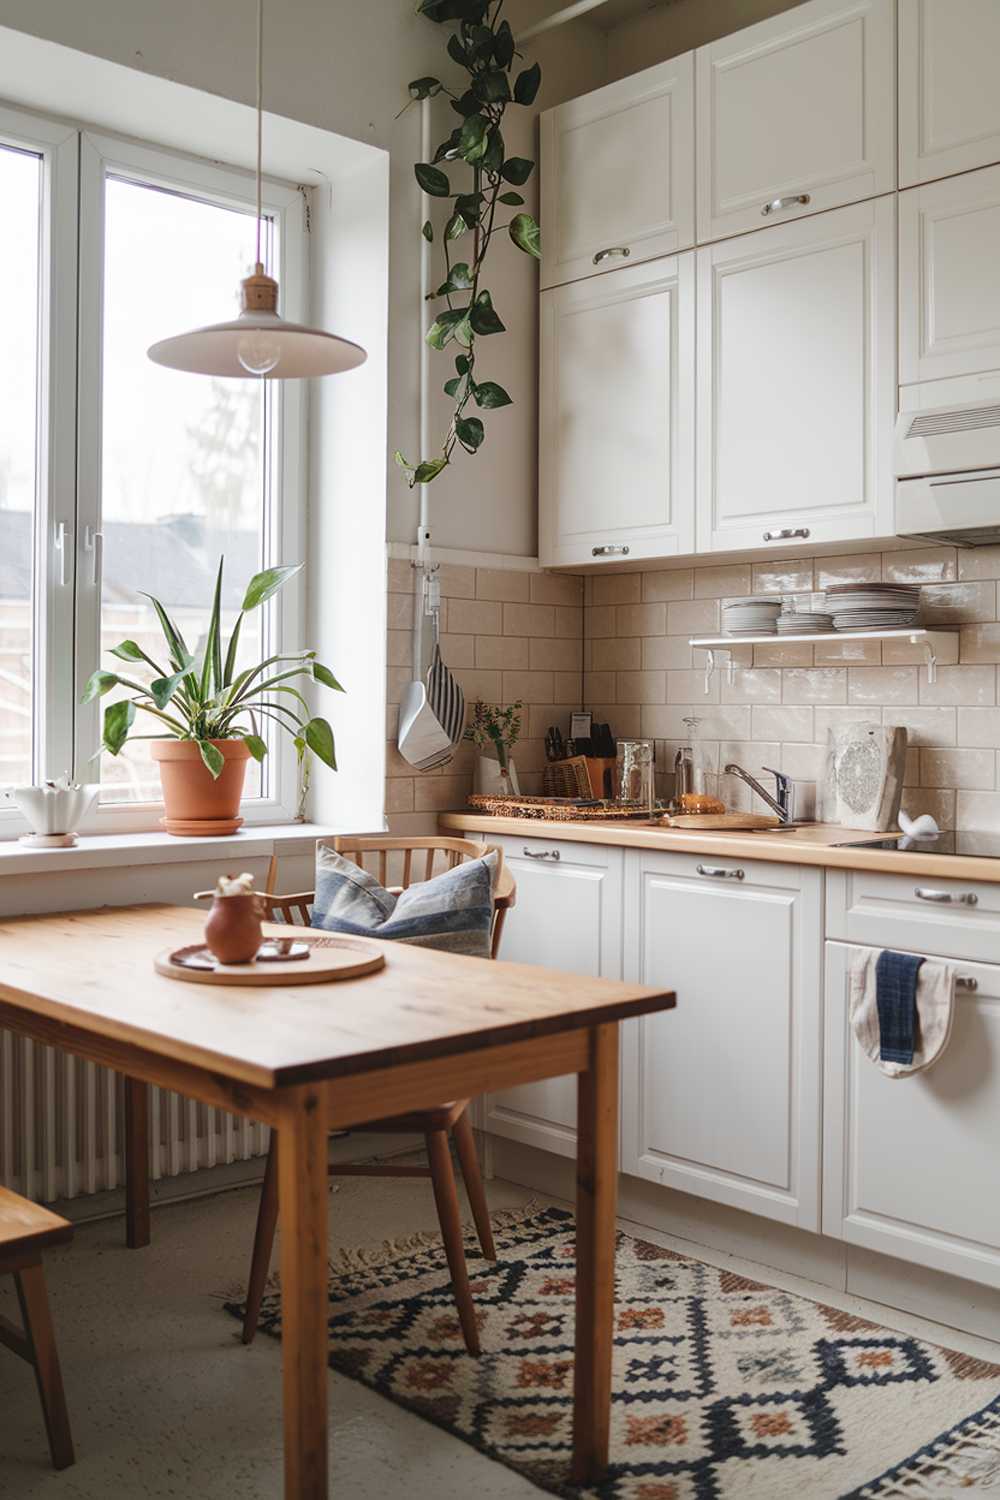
[81,558,342,834]
[464,698,522,794]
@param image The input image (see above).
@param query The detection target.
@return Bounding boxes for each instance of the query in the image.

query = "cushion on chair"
[311,847,499,957]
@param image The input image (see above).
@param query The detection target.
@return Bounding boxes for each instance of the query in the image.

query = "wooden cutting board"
[659,812,782,830]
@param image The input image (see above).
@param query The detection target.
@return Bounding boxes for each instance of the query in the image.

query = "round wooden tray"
[154,935,385,985]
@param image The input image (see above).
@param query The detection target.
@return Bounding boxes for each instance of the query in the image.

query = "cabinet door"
[696,0,894,243]
[485,837,624,1159]
[622,851,823,1228]
[539,253,695,569]
[539,54,694,292]
[899,0,1000,188]
[824,943,1000,1288]
[899,165,1000,386]
[696,197,896,554]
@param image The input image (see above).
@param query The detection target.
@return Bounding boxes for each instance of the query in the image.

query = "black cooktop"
[833,832,1000,858]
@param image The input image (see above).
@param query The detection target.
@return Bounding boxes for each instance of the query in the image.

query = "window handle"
[54,521,72,587]
[85,527,104,588]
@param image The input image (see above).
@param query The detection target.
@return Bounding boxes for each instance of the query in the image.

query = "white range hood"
[895,374,1000,545]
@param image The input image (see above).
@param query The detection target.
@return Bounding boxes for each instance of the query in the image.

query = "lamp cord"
[255,0,263,271]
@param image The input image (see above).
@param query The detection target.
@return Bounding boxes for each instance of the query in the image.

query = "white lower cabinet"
[824,942,1000,1289]
[621,850,823,1229]
[485,836,623,1159]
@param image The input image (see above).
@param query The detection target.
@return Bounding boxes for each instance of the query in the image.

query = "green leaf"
[509,211,541,259]
[454,192,483,219]
[458,114,489,162]
[426,307,468,350]
[414,457,448,484]
[137,593,194,678]
[421,219,433,243]
[451,89,481,118]
[414,162,451,197]
[81,669,120,703]
[241,562,304,611]
[447,261,472,288]
[514,62,542,106]
[453,315,474,348]
[200,555,225,700]
[443,375,463,397]
[474,69,510,104]
[197,739,225,780]
[408,75,442,100]
[223,612,243,687]
[501,157,534,186]
[467,24,494,61]
[102,699,135,756]
[305,717,337,771]
[394,450,414,472]
[481,127,504,177]
[243,734,267,763]
[432,127,462,164]
[474,381,512,409]
[312,661,345,692]
[498,191,524,206]
[149,666,190,710]
[444,212,468,241]
[455,354,471,375]
[447,32,466,65]
[469,290,506,335]
[109,640,150,663]
[493,18,515,67]
[455,416,485,452]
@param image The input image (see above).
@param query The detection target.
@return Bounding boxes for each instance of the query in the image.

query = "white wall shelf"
[689,628,957,693]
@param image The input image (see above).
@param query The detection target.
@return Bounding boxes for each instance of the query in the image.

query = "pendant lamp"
[147,0,366,379]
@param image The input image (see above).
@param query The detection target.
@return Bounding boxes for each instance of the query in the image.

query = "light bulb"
[237,330,281,375]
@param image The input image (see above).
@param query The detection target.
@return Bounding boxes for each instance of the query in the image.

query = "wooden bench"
[0,1187,75,1469]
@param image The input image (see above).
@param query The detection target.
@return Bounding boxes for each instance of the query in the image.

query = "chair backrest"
[263,834,515,960]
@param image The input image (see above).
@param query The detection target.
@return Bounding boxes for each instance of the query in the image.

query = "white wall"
[604,0,804,82]
[0,0,606,558]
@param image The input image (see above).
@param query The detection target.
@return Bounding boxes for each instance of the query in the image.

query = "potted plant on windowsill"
[81,558,342,835]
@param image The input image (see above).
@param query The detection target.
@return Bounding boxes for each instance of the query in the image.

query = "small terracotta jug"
[203,892,264,965]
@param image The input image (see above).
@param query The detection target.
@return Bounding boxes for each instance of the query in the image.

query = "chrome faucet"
[724,763,794,823]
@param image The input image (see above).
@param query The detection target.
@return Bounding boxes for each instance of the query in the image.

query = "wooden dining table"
[0,903,676,1498]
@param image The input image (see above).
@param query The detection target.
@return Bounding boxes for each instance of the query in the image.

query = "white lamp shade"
[148,309,367,379]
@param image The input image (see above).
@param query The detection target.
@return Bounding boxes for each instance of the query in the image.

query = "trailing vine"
[395,0,541,488]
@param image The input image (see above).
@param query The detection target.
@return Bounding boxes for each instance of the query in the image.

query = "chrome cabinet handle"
[957,976,978,991]
[914,887,978,906]
[592,544,630,557]
[85,526,104,587]
[523,847,560,861]
[593,246,630,265]
[761,193,811,216]
[762,527,810,541]
[696,863,744,880]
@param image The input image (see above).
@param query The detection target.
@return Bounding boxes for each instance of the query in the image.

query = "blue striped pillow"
[311,846,498,957]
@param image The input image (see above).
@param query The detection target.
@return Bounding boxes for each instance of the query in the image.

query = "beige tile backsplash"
[386,545,1000,834]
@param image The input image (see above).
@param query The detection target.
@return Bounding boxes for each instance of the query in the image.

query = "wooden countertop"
[440,813,1000,884]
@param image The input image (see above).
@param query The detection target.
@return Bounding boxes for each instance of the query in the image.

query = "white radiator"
[0,1030,268,1203]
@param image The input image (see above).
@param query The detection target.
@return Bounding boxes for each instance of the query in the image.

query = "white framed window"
[0,105,309,836]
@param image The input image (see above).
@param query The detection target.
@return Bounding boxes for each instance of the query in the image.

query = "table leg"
[123,1077,150,1249]
[277,1084,329,1500]
[572,1022,619,1485]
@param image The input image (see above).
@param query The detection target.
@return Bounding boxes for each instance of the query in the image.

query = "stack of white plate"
[722,597,781,636]
[825,583,920,632]
[776,611,833,634]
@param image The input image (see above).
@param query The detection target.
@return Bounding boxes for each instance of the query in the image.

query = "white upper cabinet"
[899,163,1000,386]
[540,252,695,568]
[696,0,895,243]
[539,54,695,291]
[899,0,1000,188]
[697,197,896,554]
[622,851,823,1229]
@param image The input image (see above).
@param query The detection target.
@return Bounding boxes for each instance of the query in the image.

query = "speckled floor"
[0,1160,542,1500]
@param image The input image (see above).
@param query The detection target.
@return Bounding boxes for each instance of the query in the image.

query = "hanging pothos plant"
[395,0,541,488]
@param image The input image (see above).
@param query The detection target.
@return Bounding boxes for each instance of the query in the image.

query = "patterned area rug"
[224,1205,1000,1498]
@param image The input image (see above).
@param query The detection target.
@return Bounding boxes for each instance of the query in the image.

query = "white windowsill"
[0,823,339,878]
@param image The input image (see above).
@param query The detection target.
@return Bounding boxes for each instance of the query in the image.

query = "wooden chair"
[0,1188,75,1470]
[242,835,516,1357]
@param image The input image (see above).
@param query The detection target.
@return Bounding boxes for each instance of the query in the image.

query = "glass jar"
[616,738,655,810]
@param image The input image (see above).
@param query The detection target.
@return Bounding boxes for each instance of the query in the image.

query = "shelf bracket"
[917,633,938,685]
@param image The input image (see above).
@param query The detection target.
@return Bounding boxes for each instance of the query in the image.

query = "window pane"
[0,145,41,788]
[98,176,273,803]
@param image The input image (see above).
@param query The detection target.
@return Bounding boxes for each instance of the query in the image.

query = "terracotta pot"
[203,892,265,964]
[151,739,251,837]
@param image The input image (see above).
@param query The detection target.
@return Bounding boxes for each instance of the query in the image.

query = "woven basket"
[542,756,592,799]
[466,794,648,822]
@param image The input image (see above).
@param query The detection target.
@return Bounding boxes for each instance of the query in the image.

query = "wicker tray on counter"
[466,794,653,822]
